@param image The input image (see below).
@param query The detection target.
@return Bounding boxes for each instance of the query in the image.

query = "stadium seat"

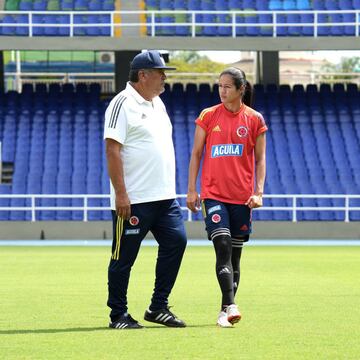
[2,15,16,36]
[74,0,87,10]
[339,0,352,8]
[89,0,102,11]
[296,0,311,10]
[60,0,73,10]
[102,0,115,11]
[269,0,282,10]
[0,184,11,220]
[18,0,32,10]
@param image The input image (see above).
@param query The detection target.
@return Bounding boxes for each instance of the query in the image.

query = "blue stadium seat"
[15,15,29,36]
[99,15,111,36]
[313,0,325,9]
[89,0,102,11]
[43,16,59,36]
[33,0,47,10]
[339,0,352,8]
[2,15,16,36]
[60,0,73,10]
[175,0,186,7]
[102,0,115,11]
[58,15,70,36]
[269,0,282,10]
[215,0,228,10]
[296,0,311,9]
[19,0,33,10]
[74,0,87,10]
[71,172,86,220]
[0,184,11,220]
[325,0,338,10]
[56,172,72,220]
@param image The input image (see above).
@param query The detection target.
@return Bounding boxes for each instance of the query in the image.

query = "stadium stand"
[1,0,115,36]
[142,0,360,37]
[1,82,360,221]
[0,0,359,37]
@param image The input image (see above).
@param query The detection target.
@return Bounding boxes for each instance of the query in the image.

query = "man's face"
[142,69,167,96]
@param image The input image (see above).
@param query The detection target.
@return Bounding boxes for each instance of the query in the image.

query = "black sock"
[213,234,234,308]
[231,246,243,296]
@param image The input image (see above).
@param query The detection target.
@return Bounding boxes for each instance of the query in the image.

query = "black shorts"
[202,199,252,242]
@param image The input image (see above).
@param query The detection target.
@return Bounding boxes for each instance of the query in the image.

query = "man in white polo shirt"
[104,50,187,329]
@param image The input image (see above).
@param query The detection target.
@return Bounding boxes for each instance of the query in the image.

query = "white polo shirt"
[104,82,176,208]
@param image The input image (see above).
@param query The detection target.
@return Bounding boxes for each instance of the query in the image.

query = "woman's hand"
[245,194,263,209]
[187,191,201,213]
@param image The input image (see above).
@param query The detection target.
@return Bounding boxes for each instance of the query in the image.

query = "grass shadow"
[1,323,216,335]
[0,327,107,335]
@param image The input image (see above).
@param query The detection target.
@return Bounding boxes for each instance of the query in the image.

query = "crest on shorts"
[211,214,221,223]
[236,126,248,138]
[129,216,139,226]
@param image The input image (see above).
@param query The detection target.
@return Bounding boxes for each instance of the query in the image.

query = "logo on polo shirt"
[211,144,243,158]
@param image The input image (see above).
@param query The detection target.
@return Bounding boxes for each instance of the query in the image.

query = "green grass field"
[1,246,359,360]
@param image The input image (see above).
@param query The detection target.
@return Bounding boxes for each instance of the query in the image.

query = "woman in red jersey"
[187,67,267,327]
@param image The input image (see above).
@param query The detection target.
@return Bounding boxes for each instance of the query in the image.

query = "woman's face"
[218,74,243,105]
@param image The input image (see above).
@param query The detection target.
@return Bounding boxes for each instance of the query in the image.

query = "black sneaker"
[144,307,186,328]
[109,313,143,329]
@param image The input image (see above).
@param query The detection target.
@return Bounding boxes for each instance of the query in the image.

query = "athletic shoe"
[226,304,241,324]
[217,310,233,328]
[144,307,186,327]
[109,313,143,329]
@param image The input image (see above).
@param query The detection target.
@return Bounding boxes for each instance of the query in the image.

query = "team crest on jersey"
[236,126,248,138]
[212,214,221,223]
[129,216,139,226]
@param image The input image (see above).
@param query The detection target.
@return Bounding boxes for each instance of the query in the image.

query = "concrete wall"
[1,221,359,240]
[1,36,360,51]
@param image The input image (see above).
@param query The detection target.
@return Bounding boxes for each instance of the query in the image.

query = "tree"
[167,51,228,83]
[321,57,360,82]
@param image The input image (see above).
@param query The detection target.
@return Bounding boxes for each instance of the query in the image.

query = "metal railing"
[4,71,115,93]
[4,71,360,93]
[0,10,359,38]
[0,194,359,222]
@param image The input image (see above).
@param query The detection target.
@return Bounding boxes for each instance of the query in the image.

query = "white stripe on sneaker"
[163,315,172,323]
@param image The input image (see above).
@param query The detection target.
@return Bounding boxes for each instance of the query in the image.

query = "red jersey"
[195,103,267,204]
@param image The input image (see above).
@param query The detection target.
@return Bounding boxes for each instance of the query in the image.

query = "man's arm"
[105,138,131,220]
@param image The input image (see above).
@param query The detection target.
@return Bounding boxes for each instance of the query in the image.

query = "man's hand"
[245,194,263,209]
[115,192,131,220]
[186,191,200,213]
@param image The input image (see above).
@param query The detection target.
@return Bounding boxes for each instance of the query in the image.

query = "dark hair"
[220,67,253,107]
[129,69,140,82]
